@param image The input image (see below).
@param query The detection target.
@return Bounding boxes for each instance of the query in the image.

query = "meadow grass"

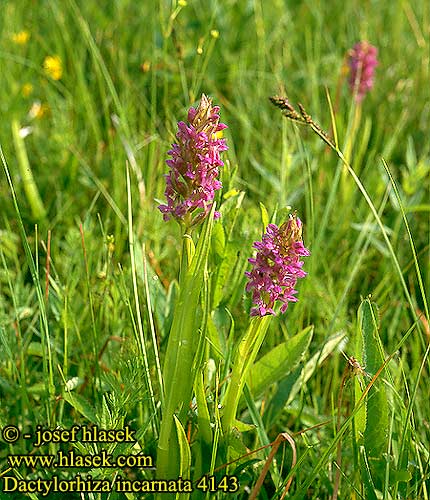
[0,1,429,499]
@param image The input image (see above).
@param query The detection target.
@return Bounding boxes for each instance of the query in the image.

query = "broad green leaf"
[174,415,191,500]
[212,221,225,260]
[359,446,379,500]
[360,299,389,459]
[249,326,314,398]
[222,316,271,432]
[353,375,366,442]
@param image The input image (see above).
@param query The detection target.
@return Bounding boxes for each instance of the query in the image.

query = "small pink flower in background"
[348,41,378,102]
[245,215,310,317]
[158,94,228,227]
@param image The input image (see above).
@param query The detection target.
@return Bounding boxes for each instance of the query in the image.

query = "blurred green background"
[1,1,429,497]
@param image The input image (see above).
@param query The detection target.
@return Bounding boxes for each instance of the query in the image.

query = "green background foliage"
[0,0,429,498]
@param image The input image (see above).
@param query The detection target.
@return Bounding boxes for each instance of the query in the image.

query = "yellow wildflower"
[22,83,33,97]
[210,30,219,39]
[12,31,30,45]
[140,60,151,73]
[43,55,63,80]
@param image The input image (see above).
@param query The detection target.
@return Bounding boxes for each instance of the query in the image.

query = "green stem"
[222,316,271,433]
[341,103,362,203]
[11,119,46,221]
[156,207,214,485]
[157,233,196,479]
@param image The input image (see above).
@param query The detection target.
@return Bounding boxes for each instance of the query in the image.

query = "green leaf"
[259,202,269,230]
[390,467,412,483]
[232,419,256,433]
[62,392,98,424]
[225,428,249,472]
[206,313,224,358]
[211,241,241,309]
[164,280,180,335]
[11,470,40,500]
[174,415,191,499]
[27,382,48,395]
[194,372,212,445]
[163,207,215,412]
[222,316,272,432]
[266,332,345,426]
[193,371,214,486]
[354,299,390,492]
[212,221,225,260]
[134,241,168,331]
[353,375,366,442]
[286,331,345,406]
[359,299,389,459]
[27,342,44,357]
[248,326,314,398]
[0,326,14,362]
[11,119,46,220]
[157,206,215,480]
[359,446,379,500]
[243,384,281,486]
